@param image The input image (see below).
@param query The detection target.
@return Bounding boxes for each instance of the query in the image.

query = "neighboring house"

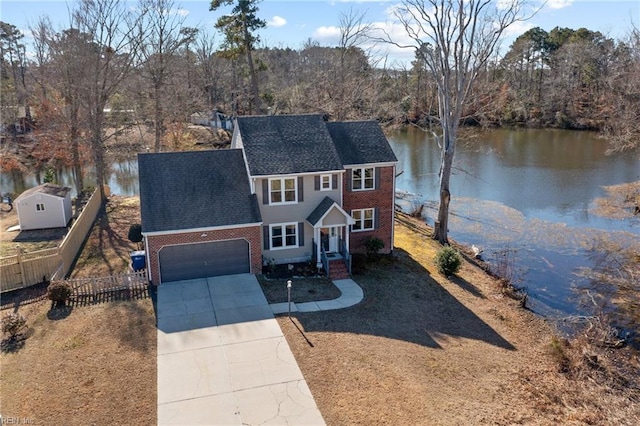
[14,184,73,231]
[138,114,397,285]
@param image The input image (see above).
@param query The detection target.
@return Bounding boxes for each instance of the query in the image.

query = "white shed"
[15,184,73,231]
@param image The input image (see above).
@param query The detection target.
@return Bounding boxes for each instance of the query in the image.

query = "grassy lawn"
[2,198,637,425]
[0,207,64,257]
[278,214,640,425]
[1,196,156,425]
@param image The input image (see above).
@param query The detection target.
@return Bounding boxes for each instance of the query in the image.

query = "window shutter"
[298,222,304,247]
[374,208,380,229]
[298,176,304,201]
[332,174,338,190]
[262,180,269,205]
[263,226,270,250]
[346,169,352,191]
[314,175,320,190]
[375,167,381,189]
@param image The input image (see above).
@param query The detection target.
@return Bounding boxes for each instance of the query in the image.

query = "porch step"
[329,259,350,280]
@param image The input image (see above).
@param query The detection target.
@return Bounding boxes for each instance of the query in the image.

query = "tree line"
[1,0,638,197]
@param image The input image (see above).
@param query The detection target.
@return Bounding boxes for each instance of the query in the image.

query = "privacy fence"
[0,186,107,293]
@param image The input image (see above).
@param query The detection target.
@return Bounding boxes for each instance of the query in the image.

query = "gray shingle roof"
[138,149,261,233]
[15,183,71,201]
[306,196,338,226]
[327,121,398,166]
[236,114,344,176]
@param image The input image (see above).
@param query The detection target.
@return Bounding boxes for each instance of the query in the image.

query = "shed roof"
[236,114,344,176]
[138,149,261,233]
[15,183,71,201]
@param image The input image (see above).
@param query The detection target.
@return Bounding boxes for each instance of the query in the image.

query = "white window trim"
[351,208,375,232]
[269,222,298,250]
[351,167,375,191]
[269,177,298,205]
[320,174,332,191]
[36,203,46,212]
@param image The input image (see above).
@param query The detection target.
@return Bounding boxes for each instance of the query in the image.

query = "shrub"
[364,237,385,258]
[2,313,26,339]
[434,246,462,277]
[128,223,143,245]
[48,281,72,306]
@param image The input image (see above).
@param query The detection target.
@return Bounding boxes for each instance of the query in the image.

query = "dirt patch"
[71,196,141,278]
[278,215,640,425]
[258,275,341,304]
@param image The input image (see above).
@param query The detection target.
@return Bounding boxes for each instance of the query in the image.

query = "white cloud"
[268,16,287,28]
[547,0,574,9]
[313,25,341,43]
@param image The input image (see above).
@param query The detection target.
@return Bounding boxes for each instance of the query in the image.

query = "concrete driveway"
[156,274,325,425]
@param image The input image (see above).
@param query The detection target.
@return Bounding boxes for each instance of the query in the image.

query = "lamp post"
[287,280,292,318]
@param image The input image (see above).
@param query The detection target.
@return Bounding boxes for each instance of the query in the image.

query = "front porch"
[306,196,355,280]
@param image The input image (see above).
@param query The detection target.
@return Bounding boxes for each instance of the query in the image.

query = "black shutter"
[314,175,320,190]
[374,208,379,229]
[298,176,304,201]
[375,167,381,189]
[346,169,352,191]
[332,174,338,190]
[298,222,304,246]
[263,226,270,250]
[262,180,269,204]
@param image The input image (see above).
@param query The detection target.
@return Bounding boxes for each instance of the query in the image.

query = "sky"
[1,0,639,66]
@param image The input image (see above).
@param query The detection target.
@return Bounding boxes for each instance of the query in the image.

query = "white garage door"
[159,239,250,283]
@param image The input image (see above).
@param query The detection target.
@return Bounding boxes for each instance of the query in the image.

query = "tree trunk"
[433,147,453,244]
[154,82,162,152]
[70,104,84,196]
[244,30,261,114]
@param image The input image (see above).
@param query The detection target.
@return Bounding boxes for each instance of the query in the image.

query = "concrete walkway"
[270,278,364,315]
[157,274,325,425]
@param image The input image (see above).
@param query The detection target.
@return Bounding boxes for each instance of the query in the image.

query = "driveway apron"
[157,274,325,425]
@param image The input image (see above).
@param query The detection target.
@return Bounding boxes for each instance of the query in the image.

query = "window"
[352,208,374,232]
[321,174,332,191]
[270,223,298,249]
[36,203,45,212]
[269,178,297,204]
[352,167,374,190]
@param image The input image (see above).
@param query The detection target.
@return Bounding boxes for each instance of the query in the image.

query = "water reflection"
[1,159,139,198]
[390,128,640,318]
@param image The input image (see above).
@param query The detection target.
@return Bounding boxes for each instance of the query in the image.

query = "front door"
[328,227,339,253]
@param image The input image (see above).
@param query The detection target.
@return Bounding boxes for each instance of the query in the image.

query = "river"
[389,127,639,319]
[2,128,638,319]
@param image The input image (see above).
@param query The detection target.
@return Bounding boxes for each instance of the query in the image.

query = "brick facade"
[343,165,395,254]
[145,226,262,285]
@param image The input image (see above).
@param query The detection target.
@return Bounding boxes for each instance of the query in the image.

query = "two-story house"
[139,114,397,285]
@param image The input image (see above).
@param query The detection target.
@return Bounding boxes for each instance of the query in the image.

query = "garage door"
[159,239,250,283]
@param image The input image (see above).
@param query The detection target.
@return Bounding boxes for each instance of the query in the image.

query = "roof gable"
[327,121,398,166]
[306,196,354,226]
[15,183,71,201]
[138,149,261,233]
[236,114,343,176]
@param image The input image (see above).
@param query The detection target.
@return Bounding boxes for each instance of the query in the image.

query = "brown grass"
[258,276,341,304]
[0,207,64,257]
[1,196,156,425]
[278,214,640,425]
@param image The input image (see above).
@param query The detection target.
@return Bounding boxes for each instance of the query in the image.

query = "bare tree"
[382,0,532,243]
[72,0,147,201]
[138,0,196,152]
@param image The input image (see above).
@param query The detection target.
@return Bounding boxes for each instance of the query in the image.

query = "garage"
[159,239,250,283]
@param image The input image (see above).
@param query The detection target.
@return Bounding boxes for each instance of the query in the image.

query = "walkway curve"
[270,278,363,315]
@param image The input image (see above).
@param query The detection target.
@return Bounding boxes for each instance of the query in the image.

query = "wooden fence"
[0,186,107,293]
[65,270,148,303]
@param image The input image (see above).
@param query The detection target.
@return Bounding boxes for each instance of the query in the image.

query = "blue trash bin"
[130,250,146,272]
